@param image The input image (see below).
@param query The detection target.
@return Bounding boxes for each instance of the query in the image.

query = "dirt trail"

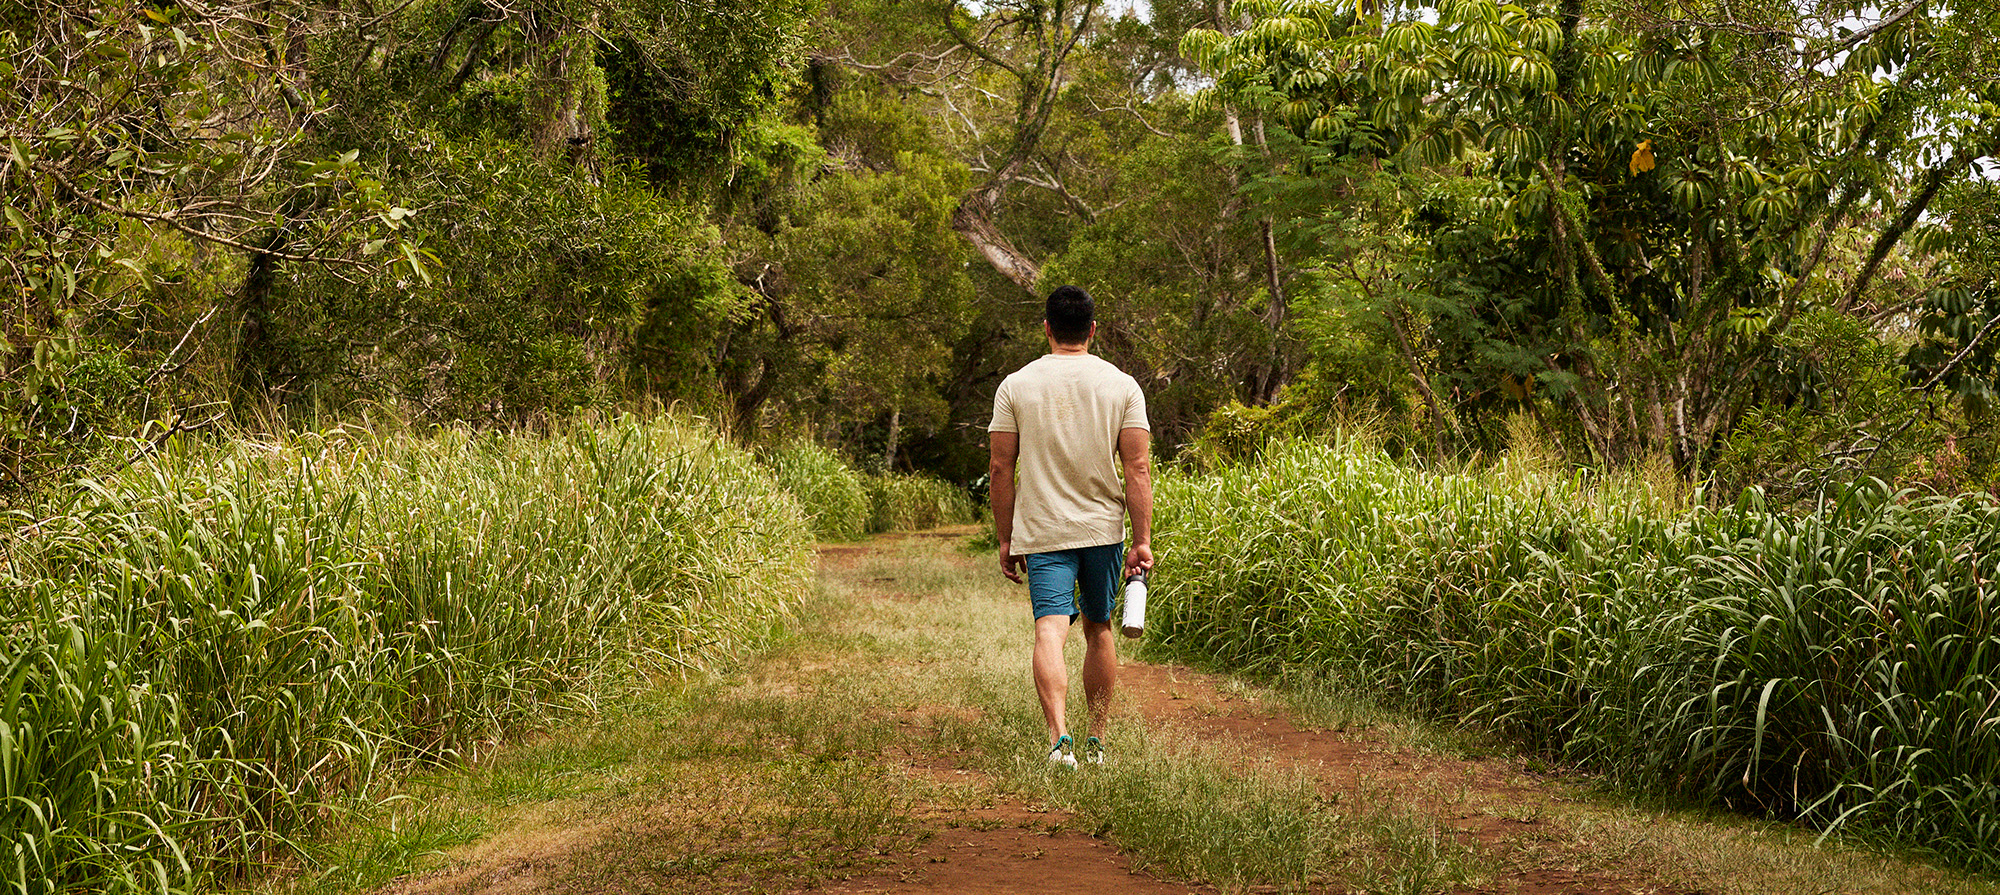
[817,535,1687,895]
[383,531,1701,895]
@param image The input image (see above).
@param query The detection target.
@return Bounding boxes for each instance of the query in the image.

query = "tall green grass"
[761,441,872,541]
[762,441,973,538]
[0,415,811,894]
[1153,438,2000,871]
[863,473,975,533]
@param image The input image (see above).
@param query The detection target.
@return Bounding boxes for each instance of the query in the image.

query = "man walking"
[987,284,1153,768]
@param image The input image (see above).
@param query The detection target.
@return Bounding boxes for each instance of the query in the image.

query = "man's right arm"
[989,431,1024,583]
[1118,426,1153,577]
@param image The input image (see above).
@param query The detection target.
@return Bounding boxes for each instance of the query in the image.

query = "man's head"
[1044,285,1094,346]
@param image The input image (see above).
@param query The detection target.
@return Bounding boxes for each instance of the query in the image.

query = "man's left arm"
[1118,426,1153,577]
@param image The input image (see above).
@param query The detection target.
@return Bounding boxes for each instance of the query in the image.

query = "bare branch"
[817,44,970,90]
[1812,0,1927,61]
[1919,311,2000,392]
[939,92,986,143]
[139,306,220,388]
[1021,159,1097,222]
[1087,98,1173,138]
[42,164,367,271]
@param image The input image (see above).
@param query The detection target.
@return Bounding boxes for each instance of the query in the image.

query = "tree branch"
[1919,310,2000,392]
[1840,146,1984,312]
[1087,98,1173,138]
[940,0,1023,80]
[1813,0,1927,61]
[43,165,367,273]
[1022,158,1097,221]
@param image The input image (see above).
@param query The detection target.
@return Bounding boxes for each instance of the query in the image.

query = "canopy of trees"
[4,0,1997,501]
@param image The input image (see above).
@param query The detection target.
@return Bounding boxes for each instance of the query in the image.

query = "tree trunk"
[233,231,285,398]
[1251,116,1289,405]
[1385,296,1462,452]
[525,4,596,166]
[1841,145,1990,312]
[884,403,902,471]
[732,356,774,430]
[938,0,1099,295]
[952,188,1041,292]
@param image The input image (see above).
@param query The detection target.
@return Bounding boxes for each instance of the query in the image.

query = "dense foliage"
[0,416,812,893]
[865,472,978,533]
[1182,0,2000,480]
[1154,438,2000,869]
[6,0,1997,498]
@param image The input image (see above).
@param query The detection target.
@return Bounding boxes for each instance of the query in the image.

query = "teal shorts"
[1025,543,1124,624]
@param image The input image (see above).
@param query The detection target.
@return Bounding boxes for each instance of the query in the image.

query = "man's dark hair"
[1045,285,1094,344]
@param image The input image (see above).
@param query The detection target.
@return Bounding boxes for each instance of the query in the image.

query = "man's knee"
[1036,614,1072,641]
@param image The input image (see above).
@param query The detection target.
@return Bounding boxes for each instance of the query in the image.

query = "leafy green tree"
[813,0,1315,466]
[1184,0,2000,471]
[712,56,980,467]
[1044,123,1296,451]
[927,0,1108,291]
[265,141,738,421]
[238,0,818,421]
[0,0,424,496]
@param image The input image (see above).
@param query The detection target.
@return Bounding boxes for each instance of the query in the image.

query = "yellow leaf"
[143,7,167,22]
[1629,140,1656,176]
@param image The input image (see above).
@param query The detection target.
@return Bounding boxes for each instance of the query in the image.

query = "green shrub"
[762,440,872,541]
[864,473,975,533]
[1153,438,2000,871]
[1710,309,1943,503]
[0,414,811,894]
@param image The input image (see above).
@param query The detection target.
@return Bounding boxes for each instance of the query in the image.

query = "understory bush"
[0,415,812,894]
[1153,438,2000,871]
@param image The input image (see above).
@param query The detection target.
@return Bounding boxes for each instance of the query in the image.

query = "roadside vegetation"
[248,533,1998,895]
[248,534,1492,895]
[763,439,977,541]
[9,0,1996,505]
[0,415,812,894]
[763,439,876,541]
[864,473,978,534]
[1153,434,2000,872]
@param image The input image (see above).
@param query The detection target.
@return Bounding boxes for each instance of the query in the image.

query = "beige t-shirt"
[988,353,1149,554]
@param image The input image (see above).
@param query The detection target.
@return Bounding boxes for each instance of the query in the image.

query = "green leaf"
[399,242,432,284]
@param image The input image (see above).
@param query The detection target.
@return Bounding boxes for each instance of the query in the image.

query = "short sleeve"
[989,378,1018,433]
[1121,379,1149,431]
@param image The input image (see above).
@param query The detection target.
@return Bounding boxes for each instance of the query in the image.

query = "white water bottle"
[1120,570,1147,639]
